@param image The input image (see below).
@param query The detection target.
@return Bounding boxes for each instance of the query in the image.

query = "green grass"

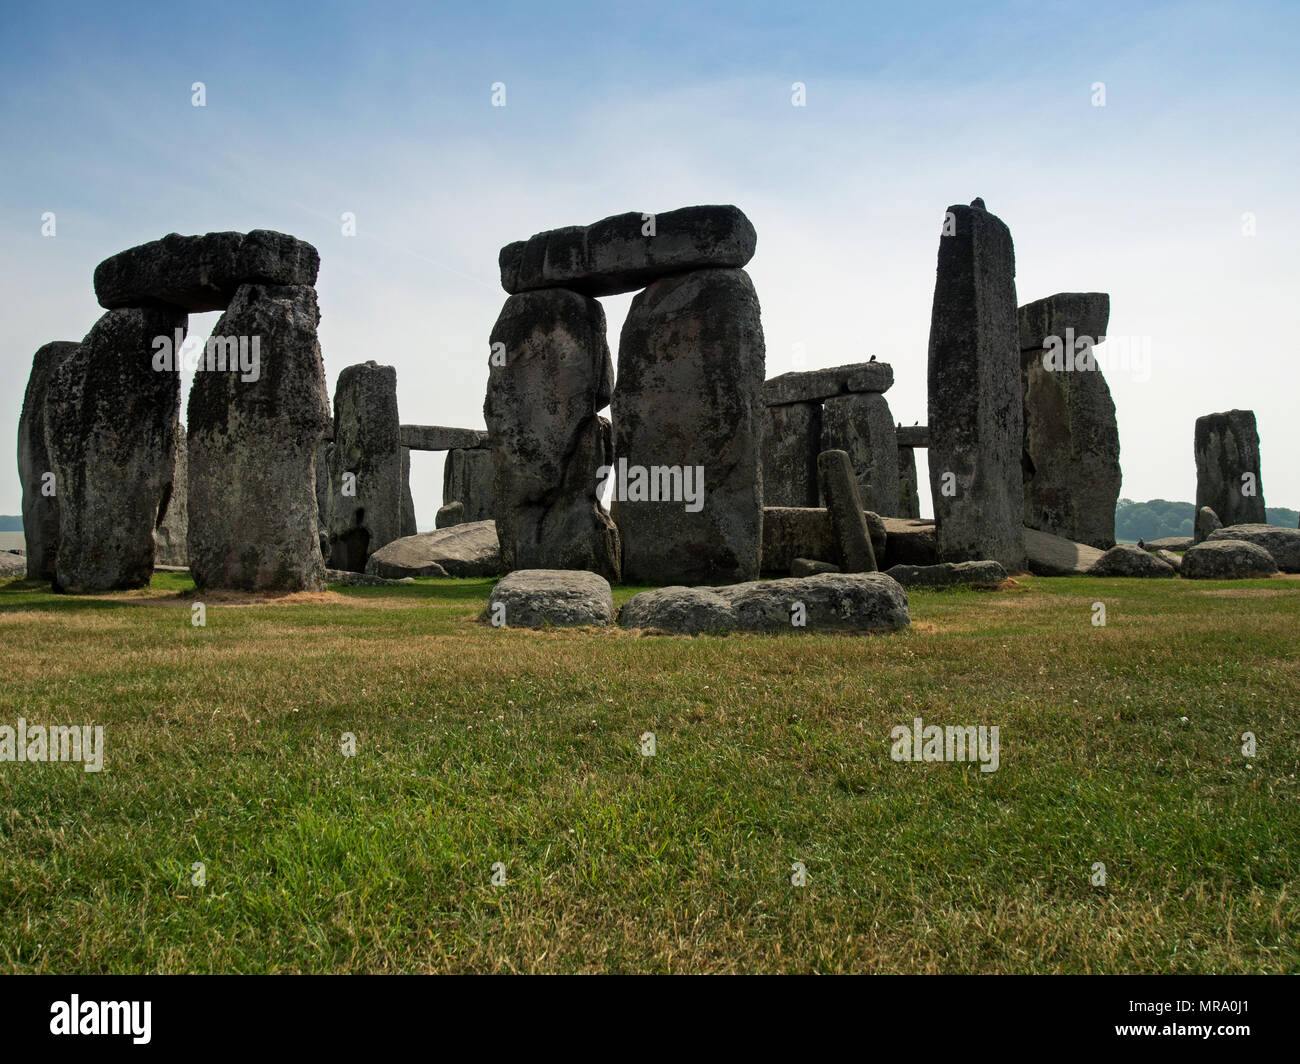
[0,570,1296,973]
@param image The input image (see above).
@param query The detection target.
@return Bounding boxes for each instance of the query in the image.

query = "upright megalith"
[46,308,186,591]
[326,361,404,571]
[484,288,621,579]
[613,267,765,584]
[400,446,417,537]
[188,283,330,590]
[154,422,189,567]
[18,341,79,580]
[1019,292,1120,549]
[1194,410,1266,528]
[761,401,821,507]
[897,443,921,519]
[443,446,494,522]
[926,199,1024,570]
[821,392,900,516]
[817,450,877,572]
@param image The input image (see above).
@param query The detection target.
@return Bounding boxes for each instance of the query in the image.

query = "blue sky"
[3,0,1298,525]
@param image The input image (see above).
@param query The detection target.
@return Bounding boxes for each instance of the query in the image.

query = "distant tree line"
[1115,499,1298,542]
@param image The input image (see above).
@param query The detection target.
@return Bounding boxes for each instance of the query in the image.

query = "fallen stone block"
[791,558,840,577]
[617,586,736,634]
[1087,544,1177,577]
[1207,524,1300,572]
[487,569,614,627]
[884,560,1007,587]
[712,572,910,633]
[1181,539,1278,580]
[365,520,500,578]
[1023,526,1104,576]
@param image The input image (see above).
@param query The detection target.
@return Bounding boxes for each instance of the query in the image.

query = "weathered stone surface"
[1194,505,1222,545]
[762,361,894,406]
[315,438,331,558]
[325,362,403,571]
[400,447,417,538]
[485,288,620,579]
[927,201,1024,569]
[897,446,921,519]
[791,558,841,577]
[47,307,185,591]
[1145,536,1192,552]
[884,560,1007,587]
[443,446,494,522]
[326,568,416,586]
[436,502,464,529]
[895,425,930,448]
[365,519,501,578]
[821,393,900,516]
[879,517,937,568]
[94,230,319,313]
[188,283,330,591]
[1155,549,1183,573]
[1195,410,1266,528]
[1023,526,1104,576]
[711,573,910,633]
[817,450,877,572]
[617,586,736,633]
[1020,295,1120,549]
[613,268,764,584]
[500,205,756,298]
[1018,293,1110,352]
[760,507,886,574]
[487,569,613,627]
[1207,525,1300,573]
[18,340,79,580]
[153,421,188,567]
[0,552,25,577]
[1087,544,1176,578]
[1181,539,1278,580]
[761,401,820,507]
[400,425,489,451]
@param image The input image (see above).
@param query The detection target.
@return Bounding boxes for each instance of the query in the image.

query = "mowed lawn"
[0,569,1296,974]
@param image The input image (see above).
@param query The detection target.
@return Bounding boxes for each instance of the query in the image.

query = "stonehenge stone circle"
[927,200,1025,570]
[821,392,900,516]
[46,306,186,592]
[817,449,878,572]
[485,288,621,580]
[499,205,756,298]
[153,422,189,567]
[1194,410,1266,528]
[18,341,79,580]
[614,267,765,584]
[94,230,320,313]
[188,283,330,591]
[326,361,404,571]
[1019,293,1121,549]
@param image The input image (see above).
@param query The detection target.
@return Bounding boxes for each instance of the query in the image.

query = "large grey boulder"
[927,200,1025,570]
[18,340,79,580]
[499,205,756,297]
[1087,544,1176,578]
[487,569,614,627]
[435,502,465,529]
[1019,292,1120,549]
[613,267,764,584]
[885,560,1007,587]
[761,401,820,507]
[1181,539,1278,580]
[46,306,186,591]
[1195,410,1266,528]
[1023,526,1104,576]
[326,568,416,587]
[1145,536,1192,552]
[188,283,330,591]
[485,288,620,579]
[1155,549,1183,573]
[0,552,25,578]
[617,586,736,633]
[327,361,404,571]
[153,421,188,567]
[712,572,910,633]
[821,392,900,516]
[365,519,501,578]
[1207,524,1300,572]
[94,230,319,312]
[817,450,877,572]
[443,446,494,522]
[1194,505,1222,545]
[761,361,894,406]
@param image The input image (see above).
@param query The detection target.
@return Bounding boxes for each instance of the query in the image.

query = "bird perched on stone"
[1137,538,1146,550]
[869,355,877,362]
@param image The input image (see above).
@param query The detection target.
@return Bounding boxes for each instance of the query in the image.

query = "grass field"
[0,570,1296,973]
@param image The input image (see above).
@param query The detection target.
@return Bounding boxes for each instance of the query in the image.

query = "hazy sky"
[3,0,1297,527]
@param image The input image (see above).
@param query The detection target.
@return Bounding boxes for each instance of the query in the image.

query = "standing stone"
[761,401,820,507]
[613,268,765,584]
[315,437,332,559]
[327,361,404,571]
[926,200,1025,570]
[18,341,79,580]
[188,283,330,591]
[1194,505,1222,545]
[436,502,464,528]
[897,445,921,519]
[821,393,900,516]
[46,307,186,591]
[817,450,877,572]
[484,288,620,579]
[443,446,494,522]
[153,421,189,566]
[1194,410,1266,528]
[1019,293,1120,549]
[400,446,417,537]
